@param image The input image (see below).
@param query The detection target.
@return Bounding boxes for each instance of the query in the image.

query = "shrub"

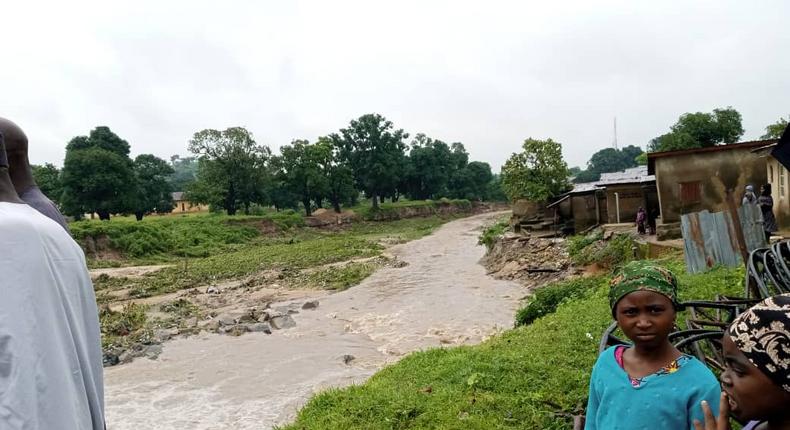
[478,219,509,250]
[515,276,607,326]
[569,233,636,269]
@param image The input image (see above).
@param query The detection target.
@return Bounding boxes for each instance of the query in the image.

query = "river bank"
[103,212,524,429]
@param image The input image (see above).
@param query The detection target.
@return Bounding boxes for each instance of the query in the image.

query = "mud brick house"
[171,192,209,214]
[596,166,657,225]
[647,140,775,239]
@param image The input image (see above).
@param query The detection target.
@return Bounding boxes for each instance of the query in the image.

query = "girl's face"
[615,290,675,348]
[720,333,790,423]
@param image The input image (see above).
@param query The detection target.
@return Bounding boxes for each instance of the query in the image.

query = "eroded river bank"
[104,212,524,429]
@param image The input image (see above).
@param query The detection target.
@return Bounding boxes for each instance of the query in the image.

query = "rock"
[217,314,237,327]
[261,309,284,321]
[103,352,120,367]
[153,328,178,342]
[301,300,320,310]
[247,323,272,334]
[390,259,408,268]
[238,312,258,324]
[218,325,235,334]
[342,354,355,365]
[270,314,296,330]
[275,305,299,315]
[144,344,163,360]
[206,286,221,295]
[184,317,198,327]
[118,350,134,364]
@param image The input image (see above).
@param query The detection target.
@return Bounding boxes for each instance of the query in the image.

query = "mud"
[104,212,523,429]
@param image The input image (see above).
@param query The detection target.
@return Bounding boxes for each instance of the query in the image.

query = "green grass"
[95,216,459,299]
[280,259,744,430]
[71,210,304,265]
[477,216,510,250]
[352,198,473,221]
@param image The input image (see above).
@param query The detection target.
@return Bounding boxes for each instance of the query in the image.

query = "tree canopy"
[31,163,63,206]
[131,154,174,220]
[187,127,271,215]
[60,126,136,220]
[762,116,789,139]
[500,138,569,202]
[331,114,408,209]
[573,145,644,183]
[648,107,744,152]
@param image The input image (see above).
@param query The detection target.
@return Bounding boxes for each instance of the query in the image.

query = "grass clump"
[515,276,607,326]
[99,303,148,349]
[568,233,637,268]
[478,217,510,250]
[301,262,379,291]
[280,260,743,430]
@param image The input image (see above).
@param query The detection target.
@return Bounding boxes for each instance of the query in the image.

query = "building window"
[770,165,775,184]
[781,167,786,198]
[679,181,701,204]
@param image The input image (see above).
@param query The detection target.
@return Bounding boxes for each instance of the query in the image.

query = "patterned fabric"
[609,261,679,315]
[614,345,690,387]
[729,293,790,393]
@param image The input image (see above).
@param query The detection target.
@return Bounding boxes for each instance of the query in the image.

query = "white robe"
[0,202,104,429]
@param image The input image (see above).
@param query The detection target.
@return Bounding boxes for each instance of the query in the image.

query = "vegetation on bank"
[280,252,743,430]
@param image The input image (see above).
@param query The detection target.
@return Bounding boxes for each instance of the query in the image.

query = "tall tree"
[276,139,329,216]
[331,114,408,209]
[31,163,63,206]
[648,107,744,152]
[60,126,135,220]
[762,116,789,139]
[316,137,356,213]
[403,134,455,200]
[187,127,271,215]
[131,154,174,221]
[574,145,644,183]
[449,161,493,200]
[500,138,569,202]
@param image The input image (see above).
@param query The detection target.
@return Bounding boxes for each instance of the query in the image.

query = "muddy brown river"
[104,212,523,429]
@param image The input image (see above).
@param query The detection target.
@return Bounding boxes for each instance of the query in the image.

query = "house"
[596,166,657,225]
[171,192,209,214]
[547,182,604,233]
[647,139,775,238]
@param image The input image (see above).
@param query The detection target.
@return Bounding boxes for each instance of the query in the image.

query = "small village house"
[596,166,657,225]
[647,139,775,238]
[171,192,209,214]
[751,126,790,231]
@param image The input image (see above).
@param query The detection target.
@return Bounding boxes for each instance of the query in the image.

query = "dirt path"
[104,212,523,430]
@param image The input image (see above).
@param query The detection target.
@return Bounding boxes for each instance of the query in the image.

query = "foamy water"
[104,212,522,429]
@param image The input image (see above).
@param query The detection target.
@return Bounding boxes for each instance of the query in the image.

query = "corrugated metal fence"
[681,204,765,273]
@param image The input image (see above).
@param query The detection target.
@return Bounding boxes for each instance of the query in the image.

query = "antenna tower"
[613,117,618,150]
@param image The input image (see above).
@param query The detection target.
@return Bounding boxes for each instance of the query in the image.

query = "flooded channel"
[104,212,524,429]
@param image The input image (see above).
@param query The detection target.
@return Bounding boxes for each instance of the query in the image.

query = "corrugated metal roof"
[570,181,601,194]
[596,166,655,185]
[172,191,185,200]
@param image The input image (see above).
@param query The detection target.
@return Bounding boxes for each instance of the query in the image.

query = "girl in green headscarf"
[585,261,721,430]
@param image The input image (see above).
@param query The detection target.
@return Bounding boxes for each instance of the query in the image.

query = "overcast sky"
[1,0,788,171]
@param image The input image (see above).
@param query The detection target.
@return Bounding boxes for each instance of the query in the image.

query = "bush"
[478,219,509,250]
[566,230,603,257]
[515,276,607,326]
[569,233,636,269]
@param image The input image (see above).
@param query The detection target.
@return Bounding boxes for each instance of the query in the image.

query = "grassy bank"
[280,258,743,430]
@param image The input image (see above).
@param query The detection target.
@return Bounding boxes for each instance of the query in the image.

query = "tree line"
[34,113,506,220]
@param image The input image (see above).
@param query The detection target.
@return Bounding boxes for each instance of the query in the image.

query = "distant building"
[171,192,209,214]
[752,128,790,230]
[596,166,657,225]
[647,139,774,238]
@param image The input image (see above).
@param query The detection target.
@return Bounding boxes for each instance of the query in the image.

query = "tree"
[275,139,329,216]
[648,107,744,152]
[402,134,455,200]
[31,163,63,206]
[486,174,508,202]
[500,138,569,202]
[187,127,271,215]
[131,154,174,221]
[316,137,356,213]
[168,155,199,191]
[331,114,408,209]
[449,161,493,200]
[762,116,789,139]
[60,126,135,220]
[574,145,645,183]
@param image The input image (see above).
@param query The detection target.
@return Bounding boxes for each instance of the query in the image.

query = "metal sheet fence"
[681,204,765,273]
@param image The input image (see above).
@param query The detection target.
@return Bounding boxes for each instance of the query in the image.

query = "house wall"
[654,149,768,223]
[571,193,599,232]
[171,199,209,213]
[605,184,646,224]
[767,158,790,230]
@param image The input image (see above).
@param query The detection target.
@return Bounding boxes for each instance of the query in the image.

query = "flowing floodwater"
[104,212,523,429]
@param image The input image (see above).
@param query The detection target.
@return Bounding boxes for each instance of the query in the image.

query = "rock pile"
[480,233,575,285]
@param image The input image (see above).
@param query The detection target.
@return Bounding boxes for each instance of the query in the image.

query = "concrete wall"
[605,184,645,224]
[172,200,209,213]
[767,158,790,230]
[654,149,767,223]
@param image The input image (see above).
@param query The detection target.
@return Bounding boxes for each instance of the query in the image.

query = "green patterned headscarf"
[609,261,679,316]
